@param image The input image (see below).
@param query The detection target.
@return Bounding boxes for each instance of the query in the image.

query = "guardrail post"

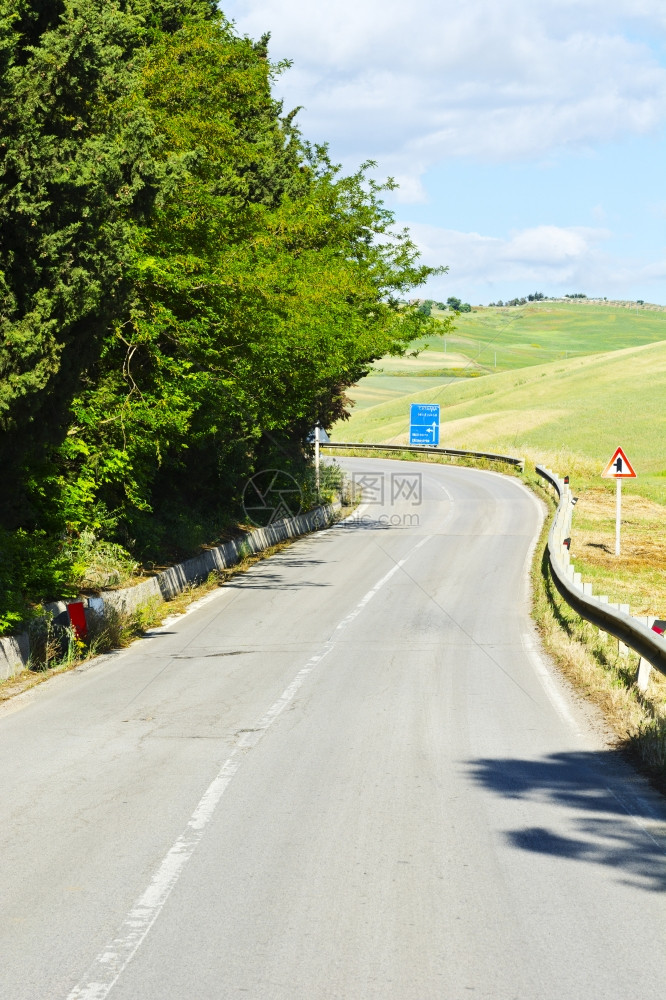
[597,596,608,637]
[636,658,652,692]
[618,604,630,656]
[634,617,656,691]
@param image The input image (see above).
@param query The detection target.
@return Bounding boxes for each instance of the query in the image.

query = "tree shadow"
[335,519,392,531]
[226,557,332,591]
[467,751,666,893]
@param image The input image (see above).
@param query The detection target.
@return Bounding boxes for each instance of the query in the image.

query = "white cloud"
[405,222,610,278]
[401,221,666,299]
[222,2,666,300]
[224,0,666,196]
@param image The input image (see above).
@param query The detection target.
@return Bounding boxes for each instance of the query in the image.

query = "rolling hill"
[335,339,666,501]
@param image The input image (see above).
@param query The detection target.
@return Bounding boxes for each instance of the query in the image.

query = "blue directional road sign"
[410,403,440,445]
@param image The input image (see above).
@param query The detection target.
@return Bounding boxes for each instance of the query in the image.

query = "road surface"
[0,457,664,1000]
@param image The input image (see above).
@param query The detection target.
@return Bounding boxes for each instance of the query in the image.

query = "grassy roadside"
[0,490,358,706]
[322,446,524,477]
[515,452,666,621]
[528,475,666,791]
[566,486,666,616]
[0,535,309,706]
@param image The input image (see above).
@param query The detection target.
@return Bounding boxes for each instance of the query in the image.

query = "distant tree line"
[488,292,547,307]
[416,297,471,315]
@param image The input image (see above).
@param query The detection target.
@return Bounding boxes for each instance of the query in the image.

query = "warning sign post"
[601,447,637,555]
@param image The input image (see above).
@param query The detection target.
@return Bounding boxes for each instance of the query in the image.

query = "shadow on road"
[467,751,666,893]
[226,556,332,591]
[332,518,403,532]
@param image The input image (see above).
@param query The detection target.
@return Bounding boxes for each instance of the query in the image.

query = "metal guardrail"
[323,441,525,469]
[535,465,666,678]
[326,443,665,679]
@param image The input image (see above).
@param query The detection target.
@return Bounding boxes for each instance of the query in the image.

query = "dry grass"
[568,487,666,616]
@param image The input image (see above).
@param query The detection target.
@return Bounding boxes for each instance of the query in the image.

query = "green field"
[335,332,666,618]
[347,375,458,411]
[351,300,666,412]
[427,300,666,368]
[336,339,666,502]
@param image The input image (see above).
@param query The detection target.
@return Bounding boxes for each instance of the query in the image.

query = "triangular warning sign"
[601,446,636,479]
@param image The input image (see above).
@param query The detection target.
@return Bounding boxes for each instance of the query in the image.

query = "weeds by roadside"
[0,536,310,705]
[322,446,523,477]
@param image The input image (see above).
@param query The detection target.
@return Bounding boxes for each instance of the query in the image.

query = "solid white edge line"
[511,474,582,731]
[65,535,431,1000]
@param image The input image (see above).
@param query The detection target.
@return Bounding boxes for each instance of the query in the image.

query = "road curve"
[0,457,664,1000]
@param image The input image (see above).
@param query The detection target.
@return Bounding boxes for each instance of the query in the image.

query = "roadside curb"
[0,502,339,681]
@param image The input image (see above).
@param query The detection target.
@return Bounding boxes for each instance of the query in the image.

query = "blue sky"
[222,1,666,305]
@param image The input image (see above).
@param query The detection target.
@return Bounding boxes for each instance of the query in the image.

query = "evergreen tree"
[59,16,439,552]
[0,0,216,526]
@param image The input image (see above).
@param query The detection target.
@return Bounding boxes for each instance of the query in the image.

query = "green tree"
[61,16,440,553]
[0,6,443,624]
[0,0,217,527]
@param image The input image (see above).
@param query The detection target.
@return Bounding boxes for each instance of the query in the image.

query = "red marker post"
[601,447,636,556]
[66,601,88,640]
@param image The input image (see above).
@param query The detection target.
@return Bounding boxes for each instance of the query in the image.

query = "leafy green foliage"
[57,16,439,557]
[0,5,441,626]
[446,296,472,313]
[0,528,74,634]
[0,2,159,523]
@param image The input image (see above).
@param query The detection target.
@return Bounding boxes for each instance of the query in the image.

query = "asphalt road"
[1,458,664,1000]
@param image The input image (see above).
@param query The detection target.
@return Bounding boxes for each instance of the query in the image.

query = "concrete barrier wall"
[0,502,338,681]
